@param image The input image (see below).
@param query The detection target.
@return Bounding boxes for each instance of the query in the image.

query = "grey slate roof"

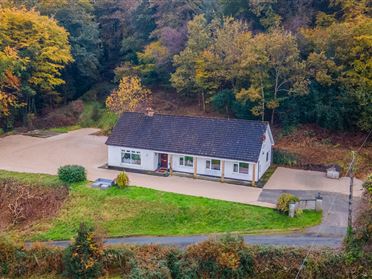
[106,112,269,162]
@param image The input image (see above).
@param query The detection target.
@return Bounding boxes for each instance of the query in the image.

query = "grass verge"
[48,125,81,133]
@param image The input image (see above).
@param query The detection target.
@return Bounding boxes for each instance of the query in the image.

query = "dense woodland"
[0,0,371,132]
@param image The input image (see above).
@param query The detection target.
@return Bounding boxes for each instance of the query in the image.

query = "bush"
[273,149,298,166]
[179,235,254,278]
[63,223,104,279]
[97,110,119,135]
[276,193,299,214]
[58,165,86,184]
[116,172,129,189]
[79,102,103,127]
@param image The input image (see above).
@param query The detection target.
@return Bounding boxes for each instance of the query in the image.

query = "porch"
[154,153,258,186]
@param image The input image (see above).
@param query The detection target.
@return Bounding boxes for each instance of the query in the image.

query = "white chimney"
[146,107,154,117]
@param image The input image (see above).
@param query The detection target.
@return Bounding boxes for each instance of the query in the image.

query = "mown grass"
[30,183,322,241]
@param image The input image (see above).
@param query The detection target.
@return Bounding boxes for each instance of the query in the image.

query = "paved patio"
[0,129,364,208]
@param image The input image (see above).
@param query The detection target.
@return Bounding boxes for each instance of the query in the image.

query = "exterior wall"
[107,145,158,171]
[224,160,253,181]
[257,129,273,180]
[107,126,273,182]
[172,154,254,181]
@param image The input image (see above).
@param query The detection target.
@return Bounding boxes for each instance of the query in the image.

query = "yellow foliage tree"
[0,7,73,113]
[0,46,23,118]
[106,76,152,114]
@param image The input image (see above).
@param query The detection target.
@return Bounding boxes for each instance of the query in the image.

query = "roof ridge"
[122,111,268,125]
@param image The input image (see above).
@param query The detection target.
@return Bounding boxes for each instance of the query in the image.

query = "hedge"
[1,236,371,279]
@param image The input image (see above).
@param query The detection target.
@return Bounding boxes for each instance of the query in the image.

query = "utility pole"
[347,151,356,229]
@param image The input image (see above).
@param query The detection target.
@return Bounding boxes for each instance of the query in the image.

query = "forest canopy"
[0,0,371,132]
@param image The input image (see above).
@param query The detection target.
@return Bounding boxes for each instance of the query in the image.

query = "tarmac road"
[33,233,343,249]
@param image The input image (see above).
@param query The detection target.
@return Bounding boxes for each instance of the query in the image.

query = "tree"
[0,7,73,115]
[106,76,152,114]
[238,29,308,124]
[171,14,213,108]
[37,0,102,97]
[0,47,22,119]
[63,223,104,279]
[299,16,372,131]
[172,15,251,111]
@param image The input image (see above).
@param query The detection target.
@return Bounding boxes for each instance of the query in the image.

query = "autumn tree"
[106,76,152,114]
[0,47,22,119]
[35,0,102,98]
[172,15,251,112]
[238,29,308,124]
[299,16,372,131]
[171,14,213,109]
[0,7,73,115]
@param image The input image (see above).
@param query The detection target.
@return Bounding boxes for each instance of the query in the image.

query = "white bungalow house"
[106,111,274,185]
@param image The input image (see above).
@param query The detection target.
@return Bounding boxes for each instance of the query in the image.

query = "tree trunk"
[260,76,265,121]
[202,92,206,112]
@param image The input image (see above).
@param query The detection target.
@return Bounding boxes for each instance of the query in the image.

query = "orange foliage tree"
[106,76,152,114]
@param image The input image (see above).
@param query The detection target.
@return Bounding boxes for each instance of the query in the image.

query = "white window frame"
[233,162,249,174]
[121,150,141,165]
[179,156,193,167]
[206,159,221,171]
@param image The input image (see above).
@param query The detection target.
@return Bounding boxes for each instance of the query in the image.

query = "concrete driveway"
[0,129,266,206]
[264,167,364,197]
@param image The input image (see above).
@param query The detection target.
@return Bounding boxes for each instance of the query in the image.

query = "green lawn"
[0,170,322,241]
[30,183,321,241]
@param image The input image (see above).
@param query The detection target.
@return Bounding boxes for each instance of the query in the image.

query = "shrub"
[0,236,63,278]
[179,235,254,278]
[273,149,298,166]
[97,110,119,135]
[79,102,103,127]
[116,172,129,189]
[63,223,104,279]
[276,193,299,214]
[295,208,303,217]
[0,128,4,136]
[58,165,86,184]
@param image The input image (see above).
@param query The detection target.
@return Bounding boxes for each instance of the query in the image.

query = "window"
[206,160,211,169]
[211,159,220,170]
[233,163,239,173]
[121,150,141,165]
[185,156,193,167]
[180,156,193,167]
[266,152,269,162]
[206,159,221,171]
[233,162,249,174]
[239,162,249,174]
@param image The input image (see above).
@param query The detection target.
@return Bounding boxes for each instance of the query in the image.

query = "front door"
[160,154,168,168]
